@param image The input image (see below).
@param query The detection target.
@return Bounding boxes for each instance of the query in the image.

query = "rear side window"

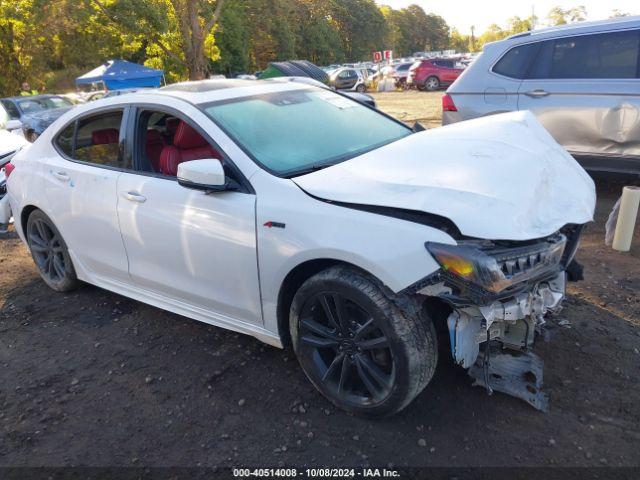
[529,30,640,79]
[74,111,124,168]
[435,60,454,68]
[55,123,75,157]
[493,43,541,79]
[54,109,131,170]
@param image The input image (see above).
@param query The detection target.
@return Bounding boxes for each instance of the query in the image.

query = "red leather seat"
[145,129,165,172]
[92,128,119,145]
[159,121,219,176]
[165,118,180,139]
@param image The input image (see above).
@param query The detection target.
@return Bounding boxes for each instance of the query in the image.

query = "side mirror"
[177,159,227,192]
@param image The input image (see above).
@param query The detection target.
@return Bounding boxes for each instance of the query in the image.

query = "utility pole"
[531,5,536,30]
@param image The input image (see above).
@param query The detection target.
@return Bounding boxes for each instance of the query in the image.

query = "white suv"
[4,79,595,416]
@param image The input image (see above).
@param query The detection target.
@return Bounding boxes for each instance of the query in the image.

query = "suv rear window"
[493,43,540,79]
[529,30,640,79]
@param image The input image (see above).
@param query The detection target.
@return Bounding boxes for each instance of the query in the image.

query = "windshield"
[202,88,411,177]
[17,96,73,115]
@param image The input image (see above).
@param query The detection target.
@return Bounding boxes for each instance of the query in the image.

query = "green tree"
[211,0,249,75]
[547,5,587,26]
[449,28,469,53]
[331,0,386,61]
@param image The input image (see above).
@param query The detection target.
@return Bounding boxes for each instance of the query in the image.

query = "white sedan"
[4,79,595,416]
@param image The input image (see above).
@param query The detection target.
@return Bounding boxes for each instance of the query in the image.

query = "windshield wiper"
[285,162,338,178]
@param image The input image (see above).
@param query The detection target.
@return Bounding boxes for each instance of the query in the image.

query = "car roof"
[504,15,640,43]
[145,78,313,104]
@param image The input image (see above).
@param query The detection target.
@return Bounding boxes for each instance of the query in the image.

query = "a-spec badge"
[263,221,286,229]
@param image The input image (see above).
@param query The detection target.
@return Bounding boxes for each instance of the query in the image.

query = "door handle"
[51,171,70,182]
[123,191,147,203]
[524,89,550,98]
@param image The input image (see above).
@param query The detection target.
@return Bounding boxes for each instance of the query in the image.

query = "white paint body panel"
[116,171,262,325]
[6,84,596,349]
[294,111,595,241]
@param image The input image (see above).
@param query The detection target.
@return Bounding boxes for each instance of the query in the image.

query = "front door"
[43,108,130,282]
[116,108,262,325]
[336,69,358,90]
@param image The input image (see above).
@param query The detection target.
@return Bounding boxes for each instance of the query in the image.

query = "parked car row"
[322,55,470,92]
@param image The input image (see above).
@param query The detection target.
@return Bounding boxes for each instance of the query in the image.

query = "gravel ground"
[0,92,639,473]
[369,90,443,128]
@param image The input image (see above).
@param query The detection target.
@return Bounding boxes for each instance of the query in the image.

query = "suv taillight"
[3,162,15,179]
[442,93,457,112]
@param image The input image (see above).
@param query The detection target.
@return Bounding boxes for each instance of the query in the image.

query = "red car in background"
[407,59,465,91]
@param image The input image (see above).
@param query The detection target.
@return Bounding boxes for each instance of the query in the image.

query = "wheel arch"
[19,204,40,238]
[276,258,378,347]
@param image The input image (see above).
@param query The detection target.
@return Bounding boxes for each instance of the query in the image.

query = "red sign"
[384,50,393,60]
[373,51,382,62]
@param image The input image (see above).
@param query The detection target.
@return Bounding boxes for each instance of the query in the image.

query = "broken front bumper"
[446,272,565,411]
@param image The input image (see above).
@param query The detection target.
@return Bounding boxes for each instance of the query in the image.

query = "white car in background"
[4,79,595,416]
[329,67,368,92]
[0,103,28,205]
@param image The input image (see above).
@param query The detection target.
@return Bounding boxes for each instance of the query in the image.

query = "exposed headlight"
[426,237,566,294]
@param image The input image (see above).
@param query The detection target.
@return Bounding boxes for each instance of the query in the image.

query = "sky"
[375,0,639,35]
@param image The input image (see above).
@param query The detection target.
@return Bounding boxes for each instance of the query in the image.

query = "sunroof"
[161,79,258,93]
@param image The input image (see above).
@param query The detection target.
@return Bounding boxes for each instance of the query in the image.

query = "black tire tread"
[290,265,437,416]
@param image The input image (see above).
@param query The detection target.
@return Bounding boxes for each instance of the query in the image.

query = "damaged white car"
[4,80,595,416]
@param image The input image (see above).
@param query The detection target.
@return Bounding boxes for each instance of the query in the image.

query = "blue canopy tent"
[76,60,164,90]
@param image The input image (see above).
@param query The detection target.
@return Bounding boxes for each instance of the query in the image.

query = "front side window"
[54,110,130,169]
[529,30,640,79]
[202,88,411,177]
[134,109,222,177]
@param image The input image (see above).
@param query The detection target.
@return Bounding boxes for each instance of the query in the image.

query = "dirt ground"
[1,91,639,473]
[370,90,443,128]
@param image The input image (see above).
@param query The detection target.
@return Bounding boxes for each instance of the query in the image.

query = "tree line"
[0,0,452,95]
[0,1,630,96]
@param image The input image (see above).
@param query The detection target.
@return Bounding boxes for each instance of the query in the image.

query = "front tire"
[290,266,438,417]
[26,209,79,292]
[425,76,440,91]
[356,84,366,93]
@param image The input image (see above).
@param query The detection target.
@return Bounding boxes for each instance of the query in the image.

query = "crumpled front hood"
[294,111,596,241]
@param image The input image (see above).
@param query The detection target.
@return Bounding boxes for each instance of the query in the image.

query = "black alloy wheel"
[26,209,79,292]
[297,291,395,405]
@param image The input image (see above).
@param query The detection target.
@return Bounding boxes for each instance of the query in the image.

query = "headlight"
[426,237,566,294]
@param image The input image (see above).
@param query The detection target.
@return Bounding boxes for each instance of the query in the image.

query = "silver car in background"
[443,16,640,174]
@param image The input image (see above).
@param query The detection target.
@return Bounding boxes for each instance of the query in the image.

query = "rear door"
[44,107,130,282]
[434,60,458,83]
[518,29,640,164]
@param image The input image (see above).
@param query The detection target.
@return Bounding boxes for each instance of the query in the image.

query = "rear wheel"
[290,266,438,417]
[424,76,440,91]
[26,210,79,292]
[356,84,366,93]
